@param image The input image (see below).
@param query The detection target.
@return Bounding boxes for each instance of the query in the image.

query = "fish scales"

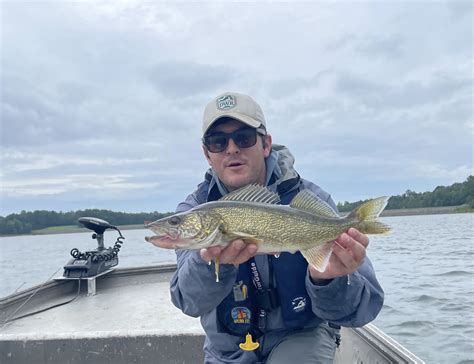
[202,201,353,253]
[145,184,390,278]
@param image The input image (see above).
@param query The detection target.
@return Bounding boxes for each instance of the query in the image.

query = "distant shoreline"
[380,205,469,217]
[1,224,146,237]
[1,206,471,237]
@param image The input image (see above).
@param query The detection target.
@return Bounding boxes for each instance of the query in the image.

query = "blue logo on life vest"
[231,307,251,324]
[291,297,307,313]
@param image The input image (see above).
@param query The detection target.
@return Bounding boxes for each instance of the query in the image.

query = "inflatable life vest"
[206,181,317,337]
[216,252,315,336]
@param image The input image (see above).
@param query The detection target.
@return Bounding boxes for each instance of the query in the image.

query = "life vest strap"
[256,288,280,311]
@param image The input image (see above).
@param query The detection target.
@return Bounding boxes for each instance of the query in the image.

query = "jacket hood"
[205,144,300,198]
[268,144,299,189]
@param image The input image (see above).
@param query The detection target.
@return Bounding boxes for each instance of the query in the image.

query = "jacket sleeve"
[305,257,384,327]
[169,190,238,318]
[302,181,384,327]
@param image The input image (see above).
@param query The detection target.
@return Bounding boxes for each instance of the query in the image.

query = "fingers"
[219,239,247,264]
[227,242,258,265]
[200,246,222,263]
[333,229,368,273]
[200,240,258,265]
[347,228,369,248]
[333,242,360,273]
[308,229,370,280]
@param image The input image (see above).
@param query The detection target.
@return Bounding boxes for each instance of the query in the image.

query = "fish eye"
[168,216,181,226]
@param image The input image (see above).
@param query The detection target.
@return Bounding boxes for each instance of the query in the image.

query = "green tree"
[337,175,473,212]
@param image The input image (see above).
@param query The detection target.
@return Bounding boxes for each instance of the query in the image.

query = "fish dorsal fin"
[220,184,280,204]
[290,190,339,218]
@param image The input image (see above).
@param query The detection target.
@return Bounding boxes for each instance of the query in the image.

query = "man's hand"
[309,228,369,282]
[200,239,258,267]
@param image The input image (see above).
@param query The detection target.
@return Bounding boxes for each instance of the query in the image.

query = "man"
[162,92,383,363]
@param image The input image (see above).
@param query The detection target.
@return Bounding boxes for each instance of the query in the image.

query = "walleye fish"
[145,184,390,282]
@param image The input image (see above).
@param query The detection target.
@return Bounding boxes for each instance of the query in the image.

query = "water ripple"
[434,270,473,278]
[441,303,473,312]
[407,294,447,303]
[393,320,436,329]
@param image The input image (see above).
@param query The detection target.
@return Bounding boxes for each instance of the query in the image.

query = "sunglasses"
[203,127,267,153]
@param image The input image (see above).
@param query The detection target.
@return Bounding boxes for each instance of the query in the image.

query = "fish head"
[145,211,221,250]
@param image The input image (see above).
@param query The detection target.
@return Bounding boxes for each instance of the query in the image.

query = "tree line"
[337,175,473,212]
[0,209,172,235]
[1,176,472,235]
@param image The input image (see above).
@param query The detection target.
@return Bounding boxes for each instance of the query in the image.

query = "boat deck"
[0,264,424,364]
[1,265,201,339]
[1,265,205,363]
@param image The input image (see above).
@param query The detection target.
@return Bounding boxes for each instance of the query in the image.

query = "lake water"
[1,214,473,363]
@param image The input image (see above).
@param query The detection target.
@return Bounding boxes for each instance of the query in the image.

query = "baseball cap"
[202,92,266,136]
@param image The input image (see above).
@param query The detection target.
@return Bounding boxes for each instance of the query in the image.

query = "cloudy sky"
[1,0,472,216]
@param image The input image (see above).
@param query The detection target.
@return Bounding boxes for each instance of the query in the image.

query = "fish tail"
[347,196,391,234]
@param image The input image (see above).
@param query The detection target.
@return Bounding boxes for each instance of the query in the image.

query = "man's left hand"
[309,228,369,283]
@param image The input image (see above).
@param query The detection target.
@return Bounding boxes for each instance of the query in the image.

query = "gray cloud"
[148,62,237,97]
[447,1,473,19]
[0,1,472,215]
[335,71,472,110]
[326,34,405,58]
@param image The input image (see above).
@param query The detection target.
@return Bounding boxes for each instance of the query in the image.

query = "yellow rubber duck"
[239,333,260,351]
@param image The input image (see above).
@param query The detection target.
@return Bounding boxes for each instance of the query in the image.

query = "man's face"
[203,119,272,191]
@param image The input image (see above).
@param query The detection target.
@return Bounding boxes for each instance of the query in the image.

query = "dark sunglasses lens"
[205,128,259,152]
[205,135,228,152]
[234,129,257,148]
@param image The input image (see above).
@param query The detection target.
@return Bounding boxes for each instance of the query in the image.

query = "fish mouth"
[145,235,180,249]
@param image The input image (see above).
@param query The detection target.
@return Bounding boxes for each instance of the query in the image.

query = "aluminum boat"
[1,264,424,363]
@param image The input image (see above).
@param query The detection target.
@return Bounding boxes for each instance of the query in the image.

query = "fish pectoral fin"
[242,237,264,245]
[228,231,264,245]
[301,242,334,272]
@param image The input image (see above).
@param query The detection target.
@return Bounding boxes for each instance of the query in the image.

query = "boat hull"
[0,264,424,364]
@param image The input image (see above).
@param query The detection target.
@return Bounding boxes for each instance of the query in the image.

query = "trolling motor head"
[78,217,118,251]
[78,217,116,235]
[63,217,125,278]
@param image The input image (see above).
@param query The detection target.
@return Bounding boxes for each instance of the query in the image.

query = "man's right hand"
[200,239,258,267]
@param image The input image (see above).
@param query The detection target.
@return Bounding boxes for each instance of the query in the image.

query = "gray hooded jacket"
[170,145,384,363]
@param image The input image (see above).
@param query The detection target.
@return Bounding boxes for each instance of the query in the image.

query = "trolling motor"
[63,217,125,278]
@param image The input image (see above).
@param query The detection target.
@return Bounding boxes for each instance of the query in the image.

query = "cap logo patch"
[217,95,236,110]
